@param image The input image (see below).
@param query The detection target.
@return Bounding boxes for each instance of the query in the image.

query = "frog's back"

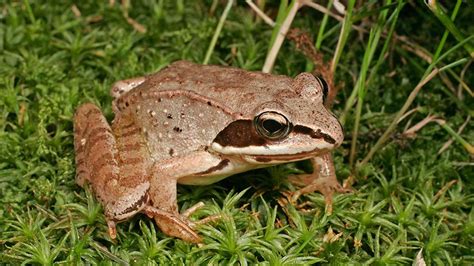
[141,61,293,113]
[112,61,296,163]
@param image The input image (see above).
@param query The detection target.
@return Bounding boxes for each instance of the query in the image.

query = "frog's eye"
[254,111,292,140]
[315,75,328,103]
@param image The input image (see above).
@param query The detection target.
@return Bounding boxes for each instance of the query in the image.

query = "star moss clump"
[0,1,472,264]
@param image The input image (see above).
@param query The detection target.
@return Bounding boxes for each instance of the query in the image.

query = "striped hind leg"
[73,103,149,238]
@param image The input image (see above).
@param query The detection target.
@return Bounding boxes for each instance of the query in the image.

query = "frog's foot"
[180,201,222,224]
[106,219,117,239]
[144,202,221,243]
[181,202,205,217]
[288,173,350,214]
[144,206,202,243]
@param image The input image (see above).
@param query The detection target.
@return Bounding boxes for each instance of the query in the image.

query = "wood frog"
[73,61,345,243]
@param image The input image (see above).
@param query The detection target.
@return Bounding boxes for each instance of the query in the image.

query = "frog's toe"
[144,206,202,243]
[181,201,205,218]
[290,174,350,214]
[106,219,117,239]
[181,202,222,226]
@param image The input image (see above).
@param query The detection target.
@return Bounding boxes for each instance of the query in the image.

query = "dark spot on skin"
[173,127,182,133]
[125,101,129,107]
[213,120,268,147]
[293,125,336,144]
[167,114,173,119]
[207,101,212,106]
[197,159,230,175]
[169,148,174,156]
[158,98,162,102]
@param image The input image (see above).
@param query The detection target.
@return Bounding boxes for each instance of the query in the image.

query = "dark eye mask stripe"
[214,120,336,147]
[213,120,269,147]
[293,125,336,144]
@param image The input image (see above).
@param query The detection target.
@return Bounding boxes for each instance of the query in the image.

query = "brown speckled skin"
[73,60,345,243]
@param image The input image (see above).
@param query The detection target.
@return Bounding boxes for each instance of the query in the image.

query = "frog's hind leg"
[288,153,350,214]
[74,103,150,239]
[73,103,118,189]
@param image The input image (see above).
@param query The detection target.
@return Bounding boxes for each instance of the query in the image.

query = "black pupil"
[262,119,283,134]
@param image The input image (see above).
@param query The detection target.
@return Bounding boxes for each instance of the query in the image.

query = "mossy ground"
[0,1,472,264]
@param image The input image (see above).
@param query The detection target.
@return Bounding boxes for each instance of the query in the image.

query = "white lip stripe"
[210,141,333,155]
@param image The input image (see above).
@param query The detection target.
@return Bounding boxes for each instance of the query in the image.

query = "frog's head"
[210,73,344,164]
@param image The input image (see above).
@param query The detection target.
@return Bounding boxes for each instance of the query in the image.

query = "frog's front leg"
[147,151,223,243]
[289,153,349,214]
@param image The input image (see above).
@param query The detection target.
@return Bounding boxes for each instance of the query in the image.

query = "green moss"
[1,0,472,264]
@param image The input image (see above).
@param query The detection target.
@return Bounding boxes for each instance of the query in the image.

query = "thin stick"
[304,0,366,33]
[203,0,234,65]
[330,0,355,75]
[359,69,439,167]
[262,0,302,73]
[457,59,473,98]
[315,0,334,50]
[246,0,275,26]
[425,0,474,57]
[397,107,420,124]
[402,114,439,138]
[438,116,470,154]
[436,119,474,155]
[302,0,344,21]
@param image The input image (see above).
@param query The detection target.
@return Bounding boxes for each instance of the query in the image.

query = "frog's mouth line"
[246,147,331,163]
[213,120,337,149]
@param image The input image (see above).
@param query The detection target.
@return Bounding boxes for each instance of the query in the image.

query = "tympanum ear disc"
[292,73,324,102]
